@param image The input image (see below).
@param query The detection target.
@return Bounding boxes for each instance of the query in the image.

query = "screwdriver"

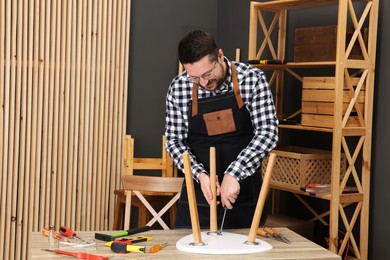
[59,226,85,242]
[269,227,291,244]
[149,242,168,253]
[41,228,69,241]
[43,249,108,260]
[219,207,228,234]
[263,227,291,244]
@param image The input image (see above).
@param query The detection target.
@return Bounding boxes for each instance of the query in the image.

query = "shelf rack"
[248,1,379,259]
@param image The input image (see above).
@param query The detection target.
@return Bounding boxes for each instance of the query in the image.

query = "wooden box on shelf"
[262,146,346,192]
[294,25,366,62]
[301,76,365,128]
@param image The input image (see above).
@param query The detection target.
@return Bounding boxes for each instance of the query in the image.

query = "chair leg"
[138,205,149,227]
[113,194,124,230]
[169,204,177,229]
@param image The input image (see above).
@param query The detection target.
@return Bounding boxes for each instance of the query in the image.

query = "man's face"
[184,51,225,91]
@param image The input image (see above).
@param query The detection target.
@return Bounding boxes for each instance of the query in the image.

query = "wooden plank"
[302,89,365,103]
[13,0,24,258]
[36,0,45,231]
[108,0,119,232]
[52,0,61,230]
[0,0,4,255]
[84,0,92,231]
[1,0,11,258]
[96,0,107,230]
[72,0,82,230]
[17,1,29,259]
[40,0,51,231]
[78,0,87,230]
[101,0,110,229]
[303,76,362,89]
[90,0,99,230]
[58,0,67,228]
[9,0,18,258]
[65,0,74,228]
[301,114,361,128]
[103,0,114,230]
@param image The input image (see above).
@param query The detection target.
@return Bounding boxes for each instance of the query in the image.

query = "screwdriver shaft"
[219,207,227,233]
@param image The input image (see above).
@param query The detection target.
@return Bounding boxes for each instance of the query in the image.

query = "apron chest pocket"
[203,108,237,136]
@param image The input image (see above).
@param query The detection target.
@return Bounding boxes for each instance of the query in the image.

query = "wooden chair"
[122,175,184,230]
[113,135,178,230]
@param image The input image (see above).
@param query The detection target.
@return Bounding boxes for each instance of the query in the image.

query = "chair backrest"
[123,135,176,177]
[122,175,184,230]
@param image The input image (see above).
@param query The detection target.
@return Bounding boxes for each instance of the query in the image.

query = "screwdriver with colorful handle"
[41,228,69,241]
[59,226,86,242]
[149,243,168,253]
[263,227,291,244]
[270,227,291,244]
[42,249,108,260]
[256,228,273,239]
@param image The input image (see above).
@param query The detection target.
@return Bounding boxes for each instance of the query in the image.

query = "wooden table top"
[30,228,341,259]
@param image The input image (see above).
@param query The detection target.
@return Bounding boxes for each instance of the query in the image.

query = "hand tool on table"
[104,236,152,247]
[263,227,291,244]
[42,228,69,241]
[219,207,228,233]
[95,225,150,242]
[42,249,108,260]
[60,226,85,242]
[149,242,168,253]
[110,242,146,253]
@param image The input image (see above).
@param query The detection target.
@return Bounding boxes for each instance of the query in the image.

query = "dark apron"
[175,64,265,229]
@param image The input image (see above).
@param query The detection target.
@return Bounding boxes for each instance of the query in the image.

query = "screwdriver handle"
[256,228,270,238]
[149,243,168,253]
[263,227,276,236]
[271,227,282,235]
[42,228,67,241]
[59,226,76,238]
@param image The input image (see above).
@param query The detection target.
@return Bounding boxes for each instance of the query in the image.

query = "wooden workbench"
[30,228,341,259]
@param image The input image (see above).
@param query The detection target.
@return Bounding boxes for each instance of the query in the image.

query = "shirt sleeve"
[225,66,279,181]
[164,81,207,181]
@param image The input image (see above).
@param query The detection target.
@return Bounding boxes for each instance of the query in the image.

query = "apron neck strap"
[191,62,244,117]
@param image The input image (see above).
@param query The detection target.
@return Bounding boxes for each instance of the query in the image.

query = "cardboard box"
[294,25,367,62]
[262,146,346,192]
[265,214,315,241]
[301,76,365,128]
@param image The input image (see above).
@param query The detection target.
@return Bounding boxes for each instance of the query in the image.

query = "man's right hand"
[198,172,220,205]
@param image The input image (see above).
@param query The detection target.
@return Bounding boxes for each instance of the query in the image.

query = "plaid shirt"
[165,57,278,182]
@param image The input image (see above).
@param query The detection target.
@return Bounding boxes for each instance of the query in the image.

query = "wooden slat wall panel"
[0,1,131,259]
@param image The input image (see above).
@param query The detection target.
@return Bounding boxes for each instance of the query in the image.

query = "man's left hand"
[220,174,240,209]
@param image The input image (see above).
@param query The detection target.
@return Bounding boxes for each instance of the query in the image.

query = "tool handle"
[264,227,276,236]
[149,243,168,253]
[59,226,76,238]
[42,228,66,240]
[110,242,146,253]
[256,228,269,238]
[271,228,282,235]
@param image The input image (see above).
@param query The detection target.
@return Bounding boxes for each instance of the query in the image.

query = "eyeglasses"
[185,61,217,85]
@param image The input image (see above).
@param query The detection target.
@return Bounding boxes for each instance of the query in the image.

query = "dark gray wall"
[127,0,389,259]
[127,0,217,156]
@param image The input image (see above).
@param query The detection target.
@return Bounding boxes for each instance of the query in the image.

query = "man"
[165,30,278,229]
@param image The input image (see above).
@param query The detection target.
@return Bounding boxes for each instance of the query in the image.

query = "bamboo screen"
[0,0,131,259]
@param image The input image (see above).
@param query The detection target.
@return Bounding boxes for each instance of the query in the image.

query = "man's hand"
[198,172,220,205]
[220,174,240,209]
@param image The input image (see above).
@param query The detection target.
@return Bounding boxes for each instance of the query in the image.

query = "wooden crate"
[262,146,346,191]
[301,76,365,128]
[294,25,367,62]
